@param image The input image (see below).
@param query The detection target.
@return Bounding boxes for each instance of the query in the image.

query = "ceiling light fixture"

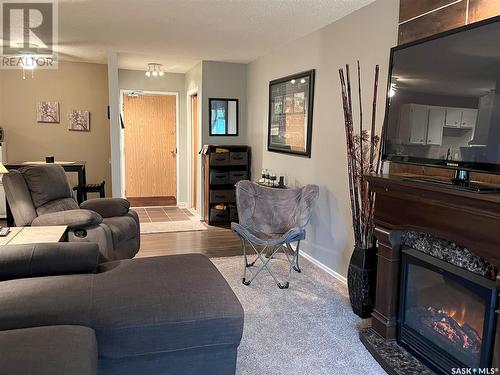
[145,63,164,78]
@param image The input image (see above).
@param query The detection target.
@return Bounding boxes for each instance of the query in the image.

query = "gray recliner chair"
[3,164,140,261]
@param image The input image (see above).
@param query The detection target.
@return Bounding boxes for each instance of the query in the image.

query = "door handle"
[171,149,177,157]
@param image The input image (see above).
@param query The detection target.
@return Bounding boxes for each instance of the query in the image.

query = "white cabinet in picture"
[426,108,445,145]
[408,105,428,144]
[398,104,429,145]
[445,108,462,128]
[461,108,478,128]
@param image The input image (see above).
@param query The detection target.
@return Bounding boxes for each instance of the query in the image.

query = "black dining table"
[4,161,87,226]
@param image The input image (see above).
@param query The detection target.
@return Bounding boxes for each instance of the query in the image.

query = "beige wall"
[118,69,188,203]
[246,0,399,278]
[0,61,111,196]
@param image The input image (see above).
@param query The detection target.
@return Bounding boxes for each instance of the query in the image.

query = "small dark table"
[4,161,87,226]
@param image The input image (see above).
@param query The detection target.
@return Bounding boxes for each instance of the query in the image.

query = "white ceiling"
[57,0,375,73]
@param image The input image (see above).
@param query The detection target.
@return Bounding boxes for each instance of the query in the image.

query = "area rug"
[140,220,208,234]
[211,255,385,375]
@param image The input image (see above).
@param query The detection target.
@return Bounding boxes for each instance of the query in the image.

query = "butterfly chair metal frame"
[231,181,319,289]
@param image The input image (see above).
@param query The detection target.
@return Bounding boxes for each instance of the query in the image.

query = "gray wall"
[118,69,188,204]
[246,0,399,278]
[202,61,247,145]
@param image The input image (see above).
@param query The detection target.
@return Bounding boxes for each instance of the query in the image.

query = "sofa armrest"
[32,209,103,229]
[80,198,130,218]
[0,242,100,281]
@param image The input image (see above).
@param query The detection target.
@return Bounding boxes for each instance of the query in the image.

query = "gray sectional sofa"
[0,242,244,374]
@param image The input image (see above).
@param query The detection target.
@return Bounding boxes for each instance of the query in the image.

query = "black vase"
[347,245,378,319]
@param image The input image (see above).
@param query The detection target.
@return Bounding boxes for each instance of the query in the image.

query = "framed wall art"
[268,70,315,157]
[37,101,60,123]
[68,110,90,132]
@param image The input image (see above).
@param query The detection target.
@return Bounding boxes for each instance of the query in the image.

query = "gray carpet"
[211,255,386,375]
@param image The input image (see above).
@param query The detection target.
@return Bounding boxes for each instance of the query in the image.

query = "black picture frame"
[267,69,315,157]
[209,98,239,136]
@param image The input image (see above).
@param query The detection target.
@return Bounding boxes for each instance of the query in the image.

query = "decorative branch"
[339,63,383,249]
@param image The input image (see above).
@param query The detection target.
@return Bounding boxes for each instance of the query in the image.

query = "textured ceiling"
[57,0,375,72]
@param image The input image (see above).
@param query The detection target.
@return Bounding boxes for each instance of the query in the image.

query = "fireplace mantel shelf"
[365,174,499,370]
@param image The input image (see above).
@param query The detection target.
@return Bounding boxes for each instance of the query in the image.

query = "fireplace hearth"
[399,248,497,374]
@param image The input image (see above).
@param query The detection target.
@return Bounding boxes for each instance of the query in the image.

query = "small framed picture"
[37,101,60,123]
[68,110,90,132]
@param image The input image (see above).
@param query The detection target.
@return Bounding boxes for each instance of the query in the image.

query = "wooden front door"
[123,94,176,199]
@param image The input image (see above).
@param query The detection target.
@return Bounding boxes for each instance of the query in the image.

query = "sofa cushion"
[102,216,137,244]
[93,255,244,359]
[0,325,97,375]
[0,255,244,360]
[20,164,73,208]
[80,198,130,218]
[0,243,99,281]
[32,209,103,229]
[2,170,37,226]
[37,197,79,215]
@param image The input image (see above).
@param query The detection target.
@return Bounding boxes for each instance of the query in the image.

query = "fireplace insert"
[398,248,498,375]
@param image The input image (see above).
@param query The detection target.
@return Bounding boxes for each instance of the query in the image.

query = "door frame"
[187,88,201,213]
[120,89,180,201]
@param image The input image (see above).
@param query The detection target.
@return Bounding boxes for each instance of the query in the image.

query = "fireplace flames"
[409,306,482,356]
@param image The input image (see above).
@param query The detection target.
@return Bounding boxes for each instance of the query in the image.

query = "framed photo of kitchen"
[268,69,315,157]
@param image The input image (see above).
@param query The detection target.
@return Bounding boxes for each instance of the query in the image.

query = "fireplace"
[398,248,498,374]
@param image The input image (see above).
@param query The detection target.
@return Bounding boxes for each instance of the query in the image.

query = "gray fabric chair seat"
[0,254,244,361]
[232,223,305,246]
[102,216,137,245]
[0,325,97,375]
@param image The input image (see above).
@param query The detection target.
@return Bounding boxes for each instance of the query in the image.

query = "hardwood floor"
[137,227,242,258]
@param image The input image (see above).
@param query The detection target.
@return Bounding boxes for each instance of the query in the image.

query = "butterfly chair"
[231,180,319,289]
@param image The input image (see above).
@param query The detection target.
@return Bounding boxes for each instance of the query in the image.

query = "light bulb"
[300,79,306,84]
[145,71,151,77]
[152,71,158,77]
[388,83,396,98]
[159,71,164,76]
[290,79,295,84]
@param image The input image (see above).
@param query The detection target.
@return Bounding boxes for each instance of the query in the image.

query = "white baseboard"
[300,251,347,286]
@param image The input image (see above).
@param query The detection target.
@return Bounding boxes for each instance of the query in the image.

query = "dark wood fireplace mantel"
[366,174,499,367]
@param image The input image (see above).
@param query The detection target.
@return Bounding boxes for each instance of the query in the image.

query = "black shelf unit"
[203,145,250,225]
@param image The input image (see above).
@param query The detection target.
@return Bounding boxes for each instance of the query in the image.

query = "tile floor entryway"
[134,207,195,223]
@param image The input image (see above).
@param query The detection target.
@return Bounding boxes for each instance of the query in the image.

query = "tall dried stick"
[345,65,361,245]
[370,65,380,173]
[365,65,380,244]
[339,68,360,245]
[356,61,367,246]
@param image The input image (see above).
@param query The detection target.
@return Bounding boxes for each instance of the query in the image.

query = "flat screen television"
[382,16,500,188]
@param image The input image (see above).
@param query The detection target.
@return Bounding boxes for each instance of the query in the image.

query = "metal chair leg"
[240,236,303,289]
[242,239,250,285]
[293,241,301,273]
